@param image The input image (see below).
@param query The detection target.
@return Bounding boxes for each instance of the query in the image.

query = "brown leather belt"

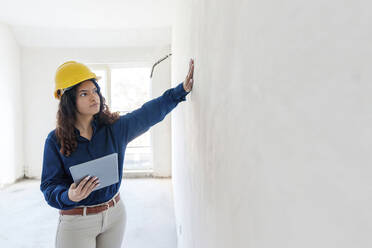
[60,193,120,216]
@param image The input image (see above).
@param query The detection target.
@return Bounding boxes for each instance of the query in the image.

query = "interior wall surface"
[151,55,172,177]
[0,23,23,187]
[171,1,371,247]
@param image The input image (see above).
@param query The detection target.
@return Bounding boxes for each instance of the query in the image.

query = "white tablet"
[69,153,119,191]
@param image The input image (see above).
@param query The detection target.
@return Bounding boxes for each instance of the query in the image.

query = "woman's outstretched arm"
[118,58,194,144]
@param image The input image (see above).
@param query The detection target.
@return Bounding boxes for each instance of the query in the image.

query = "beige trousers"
[55,195,127,248]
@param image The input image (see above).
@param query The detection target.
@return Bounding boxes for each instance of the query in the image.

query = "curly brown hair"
[55,79,120,157]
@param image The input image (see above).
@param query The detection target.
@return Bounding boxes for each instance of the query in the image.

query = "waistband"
[60,192,121,216]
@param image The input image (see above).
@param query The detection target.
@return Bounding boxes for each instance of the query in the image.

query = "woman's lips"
[90,103,98,107]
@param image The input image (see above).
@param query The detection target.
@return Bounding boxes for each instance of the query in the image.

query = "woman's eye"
[80,93,87,97]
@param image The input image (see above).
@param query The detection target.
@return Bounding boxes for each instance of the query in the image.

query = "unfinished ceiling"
[0,0,174,47]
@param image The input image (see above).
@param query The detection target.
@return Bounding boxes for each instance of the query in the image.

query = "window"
[91,65,153,171]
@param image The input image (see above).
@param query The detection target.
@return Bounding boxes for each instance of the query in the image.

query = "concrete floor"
[0,178,177,248]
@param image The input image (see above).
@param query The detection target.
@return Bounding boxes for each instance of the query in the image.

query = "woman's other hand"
[68,175,100,202]
[183,58,194,92]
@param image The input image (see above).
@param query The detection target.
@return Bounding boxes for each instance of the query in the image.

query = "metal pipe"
[150,53,172,78]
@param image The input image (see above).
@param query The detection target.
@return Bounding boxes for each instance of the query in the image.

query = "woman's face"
[75,80,100,116]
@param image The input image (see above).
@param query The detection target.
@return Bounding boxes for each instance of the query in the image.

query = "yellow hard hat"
[54,61,101,99]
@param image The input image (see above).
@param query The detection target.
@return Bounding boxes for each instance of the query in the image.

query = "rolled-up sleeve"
[119,82,189,144]
[40,137,78,210]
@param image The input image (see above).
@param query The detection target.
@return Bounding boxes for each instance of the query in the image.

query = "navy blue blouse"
[40,82,189,210]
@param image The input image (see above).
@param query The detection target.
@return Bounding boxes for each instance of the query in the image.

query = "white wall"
[0,23,23,187]
[171,1,372,248]
[151,55,172,177]
[22,46,172,179]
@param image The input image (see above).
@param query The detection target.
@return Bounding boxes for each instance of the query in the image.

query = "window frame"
[87,62,153,109]
[87,62,154,171]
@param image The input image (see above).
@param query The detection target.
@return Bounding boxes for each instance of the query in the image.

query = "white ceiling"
[0,0,174,47]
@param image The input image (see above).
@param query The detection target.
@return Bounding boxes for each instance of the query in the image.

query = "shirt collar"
[73,117,98,139]
[92,117,98,134]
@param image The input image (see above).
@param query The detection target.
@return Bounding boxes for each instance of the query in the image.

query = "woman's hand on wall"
[183,58,194,92]
[68,175,100,202]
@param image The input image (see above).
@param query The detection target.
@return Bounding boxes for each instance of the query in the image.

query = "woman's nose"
[90,94,98,102]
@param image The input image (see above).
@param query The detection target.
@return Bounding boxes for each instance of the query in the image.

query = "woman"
[40,59,194,248]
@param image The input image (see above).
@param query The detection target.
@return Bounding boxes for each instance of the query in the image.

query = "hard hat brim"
[54,76,102,100]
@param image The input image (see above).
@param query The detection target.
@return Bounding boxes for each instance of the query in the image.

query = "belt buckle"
[104,202,110,211]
